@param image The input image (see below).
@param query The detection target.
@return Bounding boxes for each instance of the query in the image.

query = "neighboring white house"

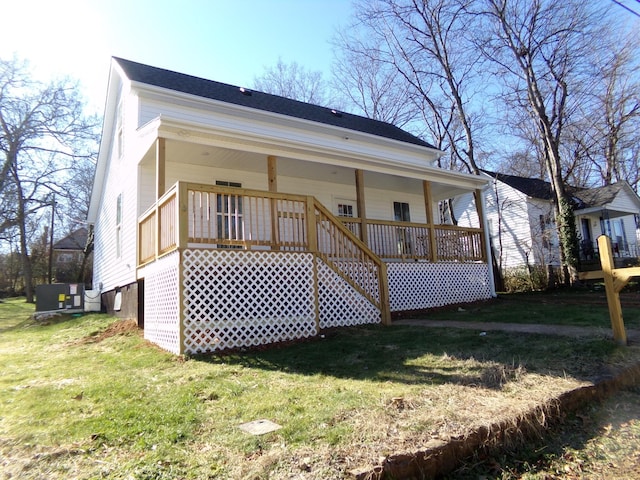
[455,171,640,275]
[88,58,493,355]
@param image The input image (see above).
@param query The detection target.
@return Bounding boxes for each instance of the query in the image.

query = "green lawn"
[424,288,640,329]
[1,295,639,479]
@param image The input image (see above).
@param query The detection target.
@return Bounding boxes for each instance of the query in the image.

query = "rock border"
[351,363,640,479]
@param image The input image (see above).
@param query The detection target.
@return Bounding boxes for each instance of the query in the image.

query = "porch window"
[338,203,355,218]
[215,181,243,246]
[393,201,411,255]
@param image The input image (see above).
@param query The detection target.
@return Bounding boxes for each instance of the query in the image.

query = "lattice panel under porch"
[317,259,381,328]
[181,249,317,354]
[387,262,491,312]
[140,251,181,354]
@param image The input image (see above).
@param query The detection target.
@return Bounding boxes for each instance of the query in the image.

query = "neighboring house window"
[393,202,411,255]
[539,214,551,249]
[116,193,123,258]
[57,253,74,263]
[600,217,628,254]
[215,181,242,244]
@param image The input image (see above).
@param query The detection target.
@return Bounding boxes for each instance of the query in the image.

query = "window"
[393,202,410,222]
[57,253,74,263]
[215,181,243,245]
[393,201,411,255]
[337,203,354,217]
[115,97,124,159]
[116,193,122,258]
[539,214,551,249]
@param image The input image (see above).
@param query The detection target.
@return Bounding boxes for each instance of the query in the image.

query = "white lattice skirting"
[139,251,181,354]
[180,250,385,354]
[139,250,491,354]
[386,262,492,312]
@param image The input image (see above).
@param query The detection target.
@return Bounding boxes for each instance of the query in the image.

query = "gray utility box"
[35,283,85,312]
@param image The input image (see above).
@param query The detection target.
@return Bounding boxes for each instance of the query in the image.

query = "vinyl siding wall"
[93,90,141,292]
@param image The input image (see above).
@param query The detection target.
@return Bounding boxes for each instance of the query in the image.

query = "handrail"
[313,199,389,312]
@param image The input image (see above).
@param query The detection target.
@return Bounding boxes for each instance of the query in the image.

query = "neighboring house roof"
[571,183,625,209]
[53,227,88,251]
[113,57,435,150]
[483,169,640,215]
[481,170,554,200]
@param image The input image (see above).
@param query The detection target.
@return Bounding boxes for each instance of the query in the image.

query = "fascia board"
[131,81,444,161]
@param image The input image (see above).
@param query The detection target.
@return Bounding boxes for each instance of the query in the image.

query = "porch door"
[394,201,411,255]
[215,181,243,246]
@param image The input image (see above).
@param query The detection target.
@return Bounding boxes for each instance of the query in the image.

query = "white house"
[455,171,640,275]
[88,58,493,355]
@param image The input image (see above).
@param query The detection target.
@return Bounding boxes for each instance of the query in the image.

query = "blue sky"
[0,0,354,112]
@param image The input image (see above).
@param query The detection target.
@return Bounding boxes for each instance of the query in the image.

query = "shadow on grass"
[193,324,624,389]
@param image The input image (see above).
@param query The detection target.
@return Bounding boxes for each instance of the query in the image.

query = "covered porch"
[134,122,492,354]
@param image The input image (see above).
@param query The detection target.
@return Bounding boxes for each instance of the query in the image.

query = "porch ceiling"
[140,138,480,198]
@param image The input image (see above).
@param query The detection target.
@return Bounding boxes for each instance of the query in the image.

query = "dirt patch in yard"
[75,319,140,345]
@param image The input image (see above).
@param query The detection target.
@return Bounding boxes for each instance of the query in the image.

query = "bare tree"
[347,0,487,175]
[253,58,330,106]
[589,34,640,189]
[331,32,420,129]
[477,0,610,283]
[0,56,99,302]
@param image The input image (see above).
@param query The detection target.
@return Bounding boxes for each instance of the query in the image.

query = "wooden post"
[268,156,279,249]
[423,181,438,262]
[379,262,392,326]
[177,182,189,250]
[355,169,368,245]
[474,189,487,261]
[154,138,166,260]
[599,235,627,345]
[268,155,278,193]
[156,137,166,199]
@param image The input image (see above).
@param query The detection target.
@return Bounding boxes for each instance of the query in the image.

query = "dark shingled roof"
[571,183,624,209]
[114,57,436,149]
[482,170,630,209]
[481,170,554,200]
[54,228,88,251]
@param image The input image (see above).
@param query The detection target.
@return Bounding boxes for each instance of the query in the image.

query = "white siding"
[457,181,545,269]
[611,188,640,213]
[93,89,140,291]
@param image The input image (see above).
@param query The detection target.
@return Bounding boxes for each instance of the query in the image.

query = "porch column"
[154,137,166,261]
[268,156,279,248]
[268,155,278,192]
[423,180,438,262]
[474,189,488,261]
[156,137,166,200]
[355,169,368,245]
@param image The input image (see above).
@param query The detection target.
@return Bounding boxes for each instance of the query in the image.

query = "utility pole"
[48,194,55,284]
